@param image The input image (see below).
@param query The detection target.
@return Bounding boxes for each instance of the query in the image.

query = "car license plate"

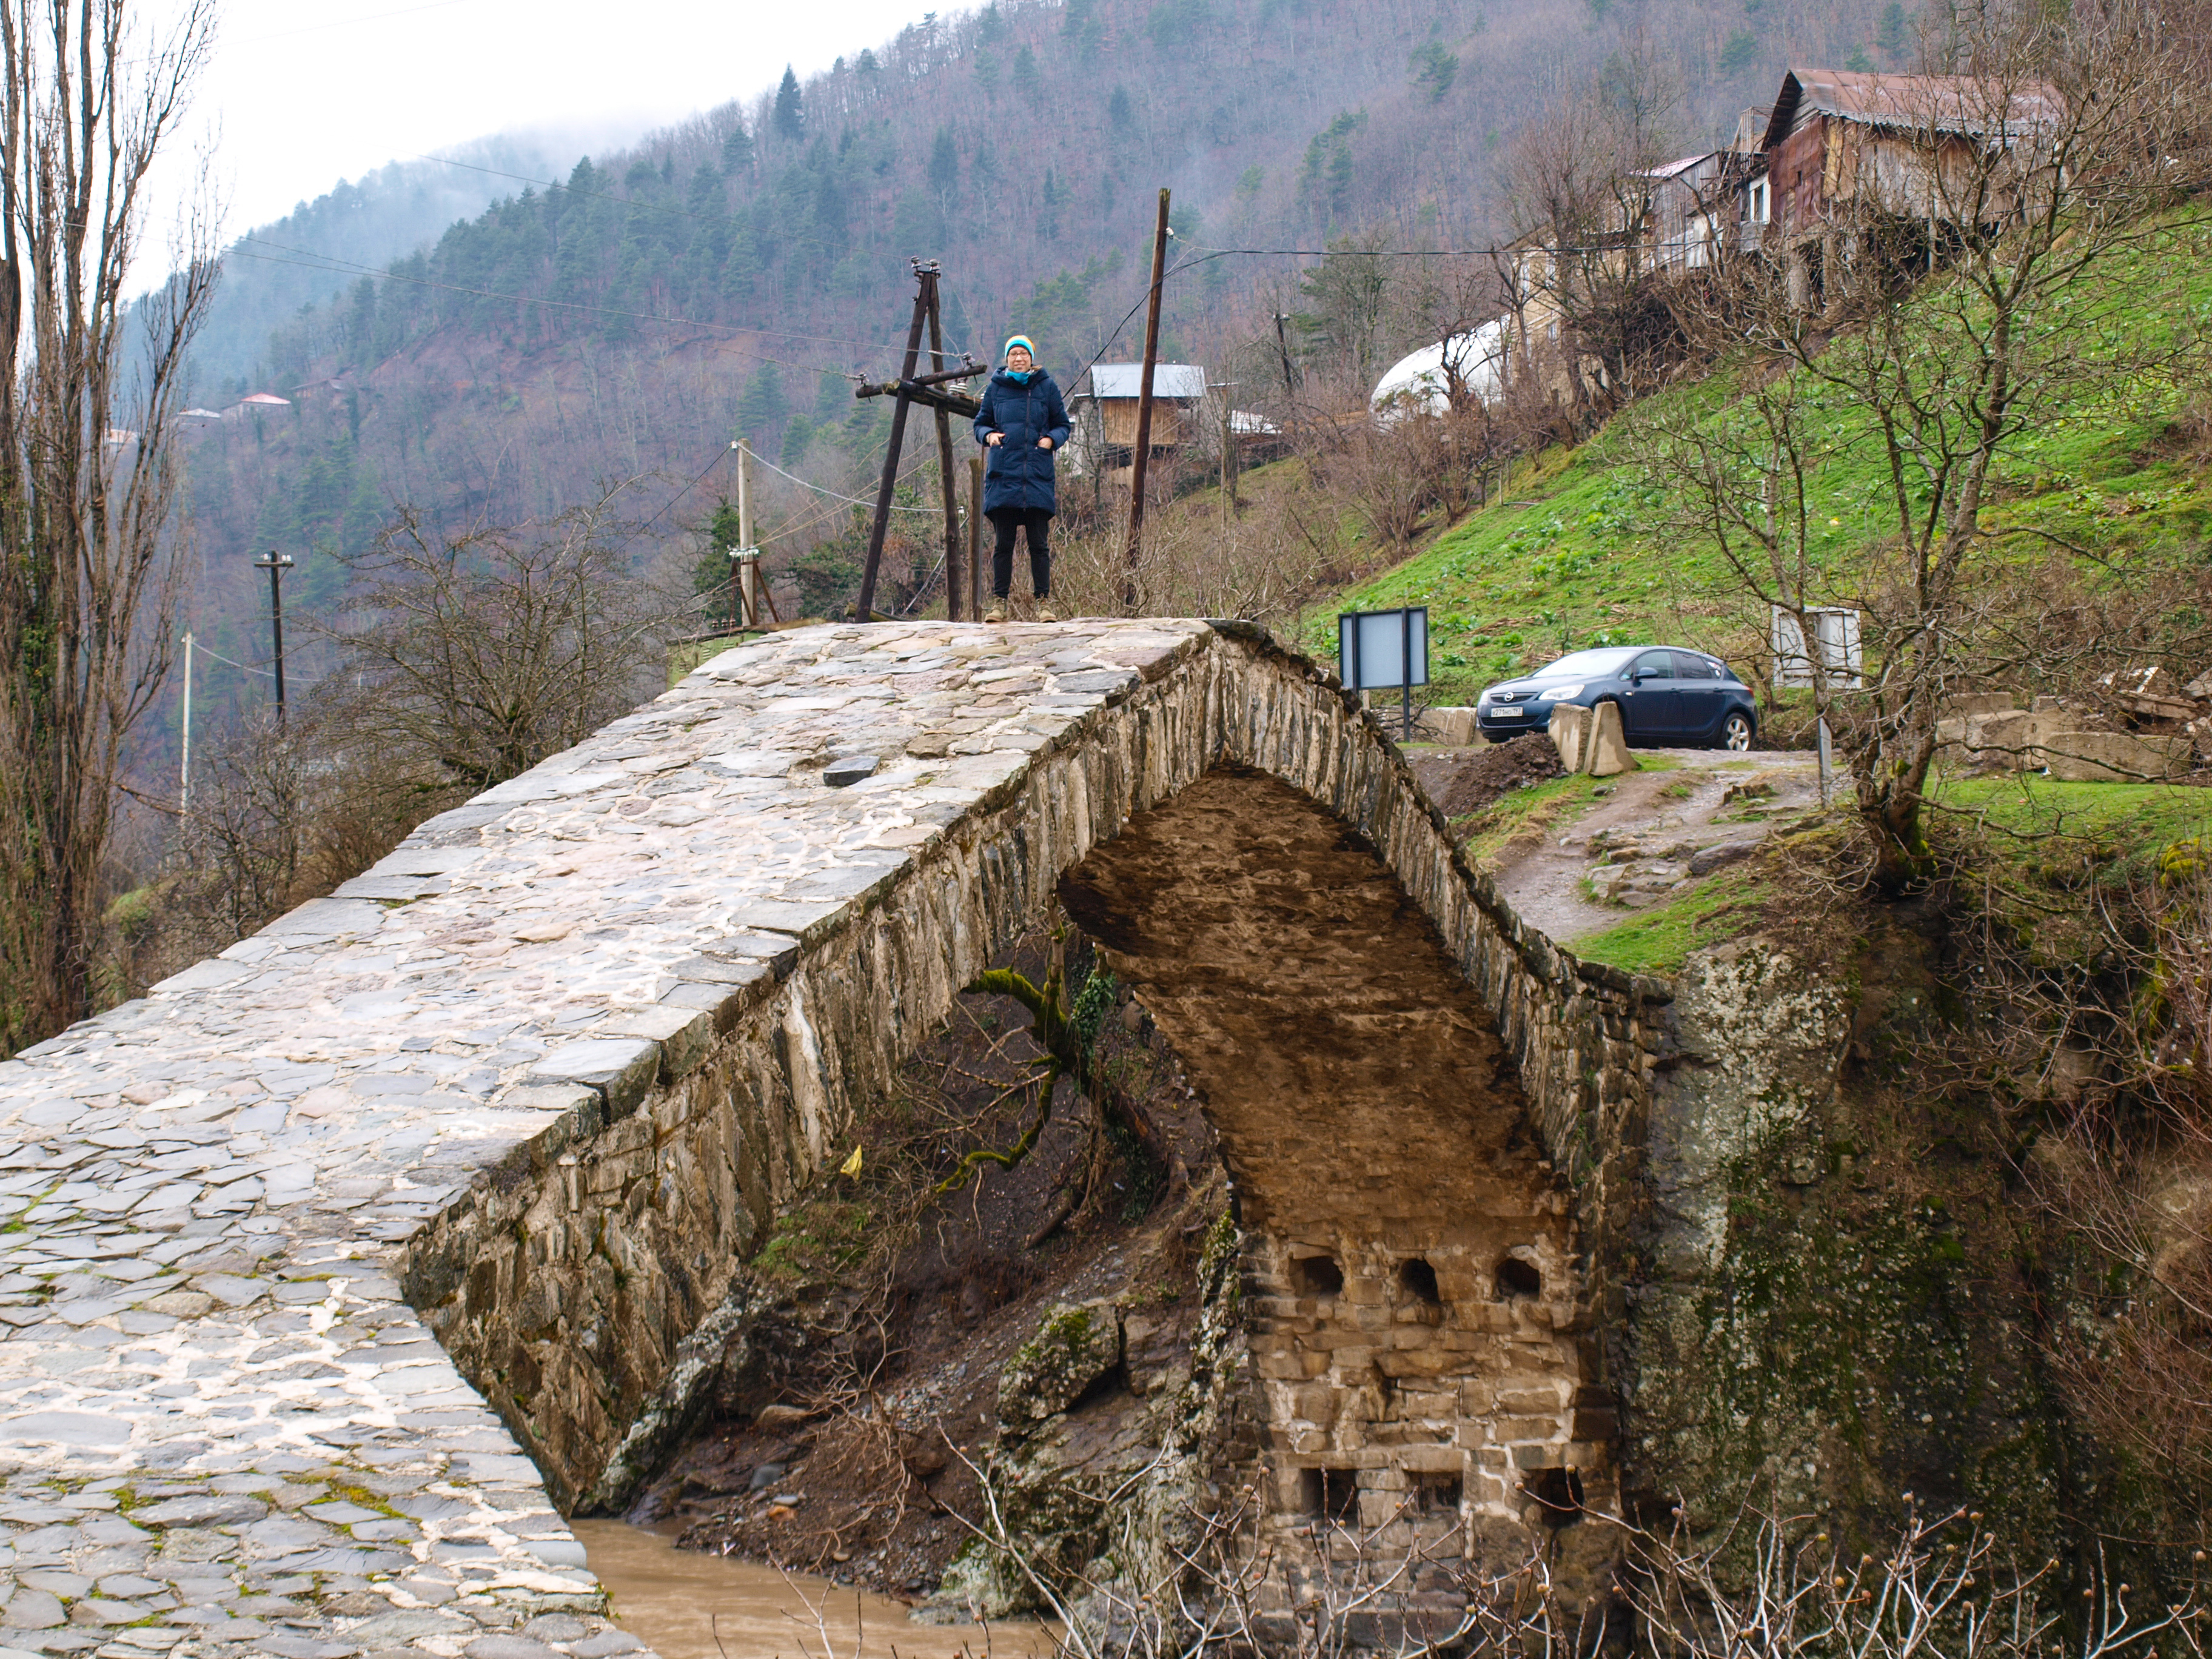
[1491,706,1524,718]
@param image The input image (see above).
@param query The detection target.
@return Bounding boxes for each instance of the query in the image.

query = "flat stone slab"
[0,620,1221,1656]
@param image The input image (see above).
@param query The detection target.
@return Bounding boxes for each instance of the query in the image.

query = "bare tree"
[950,1460,2207,1659]
[1629,0,2212,891]
[0,0,218,1052]
[318,484,681,792]
[1498,39,1683,425]
[1629,1500,2205,1659]
[141,703,434,982]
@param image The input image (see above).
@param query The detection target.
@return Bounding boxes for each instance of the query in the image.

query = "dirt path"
[1449,745,1820,946]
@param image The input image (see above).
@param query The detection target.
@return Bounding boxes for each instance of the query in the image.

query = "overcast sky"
[154,0,939,247]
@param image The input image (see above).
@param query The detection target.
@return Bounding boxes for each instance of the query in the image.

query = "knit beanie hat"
[1002,334,1036,364]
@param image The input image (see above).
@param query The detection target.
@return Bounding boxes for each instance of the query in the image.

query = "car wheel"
[1719,711,1754,752]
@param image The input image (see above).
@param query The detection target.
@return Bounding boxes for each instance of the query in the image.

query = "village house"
[1072,363,1210,480]
[1744,67,2063,307]
[1501,65,2063,401]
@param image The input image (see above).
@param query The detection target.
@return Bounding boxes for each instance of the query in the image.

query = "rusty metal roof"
[1761,67,2063,150]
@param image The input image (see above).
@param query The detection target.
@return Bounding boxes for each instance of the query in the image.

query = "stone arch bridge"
[0,620,1712,1658]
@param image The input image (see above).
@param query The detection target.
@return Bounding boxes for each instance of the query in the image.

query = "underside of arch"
[1060,766,1618,1553]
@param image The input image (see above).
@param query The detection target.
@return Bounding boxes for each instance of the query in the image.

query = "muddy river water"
[572,1520,1058,1659]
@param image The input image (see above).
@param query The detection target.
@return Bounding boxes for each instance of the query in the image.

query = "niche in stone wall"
[1295,1253,1344,1296]
[1521,1466,1584,1526]
[1415,1471,1463,1513]
[1398,1256,1442,1308]
[1495,1255,1543,1299]
[1299,1466,1361,1521]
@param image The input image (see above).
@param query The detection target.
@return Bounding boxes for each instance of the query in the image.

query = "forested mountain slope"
[190,126,648,397]
[175,0,1900,716]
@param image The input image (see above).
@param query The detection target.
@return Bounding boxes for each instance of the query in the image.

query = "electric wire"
[187,640,275,679]
[634,445,738,543]
[748,446,937,512]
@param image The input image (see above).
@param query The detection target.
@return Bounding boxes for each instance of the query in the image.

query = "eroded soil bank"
[618,927,1233,1614]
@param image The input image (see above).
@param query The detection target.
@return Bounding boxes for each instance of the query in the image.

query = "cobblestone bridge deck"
[0,620,1667,1658]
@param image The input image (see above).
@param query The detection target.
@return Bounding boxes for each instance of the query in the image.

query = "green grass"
[1932,775,2212,880]
[1453,773,1612,866]
[1569,868,1772,976]
[1301,227,2212,708]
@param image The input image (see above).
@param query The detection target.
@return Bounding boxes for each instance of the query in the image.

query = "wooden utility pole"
[859,260,935,623]
[253,550,294,719]
[926,283,964,620]
[1123,187,1171,611]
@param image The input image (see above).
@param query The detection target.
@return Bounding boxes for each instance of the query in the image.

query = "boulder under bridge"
[0,618,1713,1658]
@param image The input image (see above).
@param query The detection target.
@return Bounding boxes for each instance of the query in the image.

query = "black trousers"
[988,507,1051,598]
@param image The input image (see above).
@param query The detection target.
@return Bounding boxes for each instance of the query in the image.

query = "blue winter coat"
[974,368,1071,516]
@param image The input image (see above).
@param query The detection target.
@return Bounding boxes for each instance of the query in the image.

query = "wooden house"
[1751,67,2062,301]
[1073,363,1209,476]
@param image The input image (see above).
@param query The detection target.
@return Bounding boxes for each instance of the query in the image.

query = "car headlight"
[1538,683,1583,700]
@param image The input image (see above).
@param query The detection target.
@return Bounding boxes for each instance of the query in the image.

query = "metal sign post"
[1336,606,1430,742]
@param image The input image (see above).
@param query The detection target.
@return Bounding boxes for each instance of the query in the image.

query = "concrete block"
[1943,692,2016,719]
[2038,729,2190,782]
[1584,700,1638,777]
[1413,706,1480,745]
[1961,708,2034,766]
[1548,703,1589,772]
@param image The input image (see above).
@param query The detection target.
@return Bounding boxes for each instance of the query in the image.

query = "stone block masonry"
[0,620,1673,1655]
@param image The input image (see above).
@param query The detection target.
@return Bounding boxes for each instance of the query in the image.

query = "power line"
[188,641,275,679]
[648,434,943,556]
[635,446,738,542]
[1181,238,1630,260]
[749,447,937,513]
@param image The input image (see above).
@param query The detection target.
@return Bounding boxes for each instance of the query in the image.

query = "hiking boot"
[1037,605,1060,623]
[984,598,1008,623]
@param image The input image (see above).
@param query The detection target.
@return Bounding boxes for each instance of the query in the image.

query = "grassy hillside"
[1299,230,2212,711]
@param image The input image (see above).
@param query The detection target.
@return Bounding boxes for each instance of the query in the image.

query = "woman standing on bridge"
[974,335,1070,623]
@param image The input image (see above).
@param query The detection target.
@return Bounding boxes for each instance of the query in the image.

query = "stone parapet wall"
[0,618,1674,1658]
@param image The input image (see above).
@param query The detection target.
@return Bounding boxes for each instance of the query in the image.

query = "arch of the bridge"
[1057,766,1607,1554]
[394,618,1637,1547]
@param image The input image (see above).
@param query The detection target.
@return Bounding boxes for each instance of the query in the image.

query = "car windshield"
[1529,648,1638,680]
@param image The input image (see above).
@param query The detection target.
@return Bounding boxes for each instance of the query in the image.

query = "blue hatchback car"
[1475,645,1759,750]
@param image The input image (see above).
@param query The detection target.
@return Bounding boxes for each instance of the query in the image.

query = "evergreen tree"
[1876,1,1907,55]
[928,128,960,222]
[722,120,754,173]
[1039,167,1064,240]
[739,366,788,441]
[1014,44,1041,97]
[773,67,805,140]
[1412,41,1458,102]
[1108,85,1133,126]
